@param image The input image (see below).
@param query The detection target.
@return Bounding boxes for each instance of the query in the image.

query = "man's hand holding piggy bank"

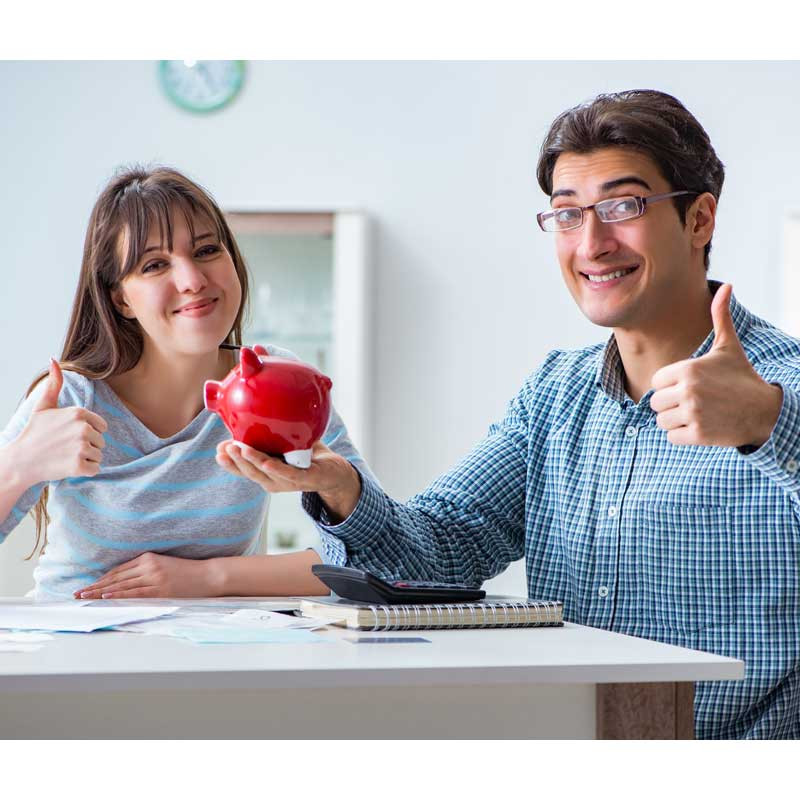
[210,345,362,522]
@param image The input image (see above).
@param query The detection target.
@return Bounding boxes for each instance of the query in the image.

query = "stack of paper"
[0,600,334,646]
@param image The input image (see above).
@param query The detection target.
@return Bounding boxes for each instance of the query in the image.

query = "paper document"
[0,605,179,633]
[112,608,329,643]
[88,597,301,612]
[226,609,328,630]
[167,626,324,645]
[0,631,54,653]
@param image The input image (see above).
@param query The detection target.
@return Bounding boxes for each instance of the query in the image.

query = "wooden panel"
[225,211,334,236]
[596,682,694,739]
[675,681,696,739]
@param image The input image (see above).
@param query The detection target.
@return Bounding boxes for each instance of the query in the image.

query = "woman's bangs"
[117,187,222,280]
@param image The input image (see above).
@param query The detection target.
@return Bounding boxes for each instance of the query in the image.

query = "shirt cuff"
[738,382,800,491]
[301,470,389,554]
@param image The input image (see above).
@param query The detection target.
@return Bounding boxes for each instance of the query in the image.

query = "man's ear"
[110,286,136,320]
[687,192,717,252]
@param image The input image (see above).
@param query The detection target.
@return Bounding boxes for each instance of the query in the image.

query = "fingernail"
[101,593,112,599]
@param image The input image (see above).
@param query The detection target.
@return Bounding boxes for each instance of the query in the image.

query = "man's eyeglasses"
[537,190,698,233]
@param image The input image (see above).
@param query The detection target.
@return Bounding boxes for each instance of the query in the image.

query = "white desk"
[0,602,743,739]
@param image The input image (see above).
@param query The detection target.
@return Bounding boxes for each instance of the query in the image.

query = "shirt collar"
[594,280,753,405]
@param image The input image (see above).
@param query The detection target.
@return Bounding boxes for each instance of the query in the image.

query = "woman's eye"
[142,261,166,274]
[196,245,220,257]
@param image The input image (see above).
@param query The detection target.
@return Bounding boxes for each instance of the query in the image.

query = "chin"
[579,301,635,330]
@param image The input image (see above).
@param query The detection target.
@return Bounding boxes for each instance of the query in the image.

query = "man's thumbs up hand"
[32,358,64,412]
[709,283,746,355]
[650,284,783,448]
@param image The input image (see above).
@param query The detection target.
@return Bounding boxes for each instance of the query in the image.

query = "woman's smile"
[172,296,219,317]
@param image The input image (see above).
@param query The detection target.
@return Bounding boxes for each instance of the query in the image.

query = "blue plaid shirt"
[306,282,800,739]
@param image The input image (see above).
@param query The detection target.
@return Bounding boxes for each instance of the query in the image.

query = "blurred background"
[1,60,799,595]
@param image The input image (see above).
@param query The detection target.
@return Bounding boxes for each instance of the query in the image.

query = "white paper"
[0,644,45,653]
[0,632,54,643]
[111,607,330,639]
[226,609,309,628]
[88,597,301,612]
[0,605,179,633]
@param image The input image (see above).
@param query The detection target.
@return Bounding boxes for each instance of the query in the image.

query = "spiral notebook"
[298,596,563,631]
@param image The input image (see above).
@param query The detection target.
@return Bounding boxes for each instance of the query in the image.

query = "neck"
[615,280,715,404]
[107,343,235,436]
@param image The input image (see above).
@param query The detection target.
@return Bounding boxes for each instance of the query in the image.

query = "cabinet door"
[226,211,371,553]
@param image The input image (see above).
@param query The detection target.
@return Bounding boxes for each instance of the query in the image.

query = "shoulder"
[263,343,301,362]
[518,343,604,402]
[740,312,800,383]
[496,343,604,437]
[24,367,94,410]
[57,369,95,409]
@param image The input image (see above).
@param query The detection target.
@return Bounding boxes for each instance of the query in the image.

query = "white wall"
[2,61,798,594]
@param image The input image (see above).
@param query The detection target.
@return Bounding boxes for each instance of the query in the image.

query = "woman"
[0,166,372,600]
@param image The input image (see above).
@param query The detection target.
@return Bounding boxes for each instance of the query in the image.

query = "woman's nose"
[172,257,208,292]
[577,210,618,261]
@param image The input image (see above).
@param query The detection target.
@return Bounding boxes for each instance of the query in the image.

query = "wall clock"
[158,60,246,113]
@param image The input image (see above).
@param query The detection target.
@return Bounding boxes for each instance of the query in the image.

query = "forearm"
[308,434,529,585]
[0,443,35,526]
[210,549,331,596]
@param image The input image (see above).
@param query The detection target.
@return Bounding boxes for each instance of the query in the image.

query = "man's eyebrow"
[140,232,215,256]
[600,176,652,193]
[550,175,653,202]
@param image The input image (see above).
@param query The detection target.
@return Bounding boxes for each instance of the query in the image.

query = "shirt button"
[598,586,609,598]
[786,459,799,475]
[625,425,638,438]
[607,506,618,518]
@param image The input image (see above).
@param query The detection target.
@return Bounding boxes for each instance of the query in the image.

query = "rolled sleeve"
[302,470,389,555]
[738,383,800,494]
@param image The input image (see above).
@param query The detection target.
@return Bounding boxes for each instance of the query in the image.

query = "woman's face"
[112,210,242,359]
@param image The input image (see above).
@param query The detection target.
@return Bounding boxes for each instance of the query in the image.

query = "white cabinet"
[225,211,372,554]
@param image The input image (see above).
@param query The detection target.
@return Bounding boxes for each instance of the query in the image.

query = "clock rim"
[158,60,246,113]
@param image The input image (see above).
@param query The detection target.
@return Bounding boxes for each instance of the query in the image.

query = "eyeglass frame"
[536,190,699,233]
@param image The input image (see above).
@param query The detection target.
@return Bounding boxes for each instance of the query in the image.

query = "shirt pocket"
[634,503,735,633]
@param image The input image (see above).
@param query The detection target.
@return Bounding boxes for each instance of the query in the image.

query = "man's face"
[549,147,700,330]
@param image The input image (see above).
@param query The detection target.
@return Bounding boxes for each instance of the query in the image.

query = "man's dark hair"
[536,89,725,267]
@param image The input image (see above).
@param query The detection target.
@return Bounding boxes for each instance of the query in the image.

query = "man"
[219,90,800,739]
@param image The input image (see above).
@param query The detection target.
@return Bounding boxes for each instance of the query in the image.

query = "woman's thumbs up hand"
[8,359,109,488]
[650,285,783,449]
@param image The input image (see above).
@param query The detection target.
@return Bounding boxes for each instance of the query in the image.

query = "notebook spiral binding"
[363,600,562,632]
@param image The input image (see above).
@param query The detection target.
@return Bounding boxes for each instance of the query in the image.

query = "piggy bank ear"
[240,346,261,378]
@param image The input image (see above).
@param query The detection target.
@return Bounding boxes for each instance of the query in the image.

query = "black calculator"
[311,565,486,604]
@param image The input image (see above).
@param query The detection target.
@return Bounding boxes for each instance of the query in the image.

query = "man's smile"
[580,264,639,288]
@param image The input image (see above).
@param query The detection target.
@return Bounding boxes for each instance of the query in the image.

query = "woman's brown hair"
[25,165,250,557]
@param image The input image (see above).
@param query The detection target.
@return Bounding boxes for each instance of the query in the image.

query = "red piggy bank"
[204,346,333,468]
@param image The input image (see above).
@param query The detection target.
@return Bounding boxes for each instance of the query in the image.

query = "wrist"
[318,465,362,524]
[750,382,783,448]
[0,442,35,494]
[205,557,228,596]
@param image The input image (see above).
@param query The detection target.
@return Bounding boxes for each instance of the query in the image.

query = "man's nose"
[576,210,619,261]
[172,257,208,293]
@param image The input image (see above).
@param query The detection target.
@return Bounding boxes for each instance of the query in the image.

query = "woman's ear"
[110,286,136,320]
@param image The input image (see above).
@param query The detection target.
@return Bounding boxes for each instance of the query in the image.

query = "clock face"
[158,60,246,113]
